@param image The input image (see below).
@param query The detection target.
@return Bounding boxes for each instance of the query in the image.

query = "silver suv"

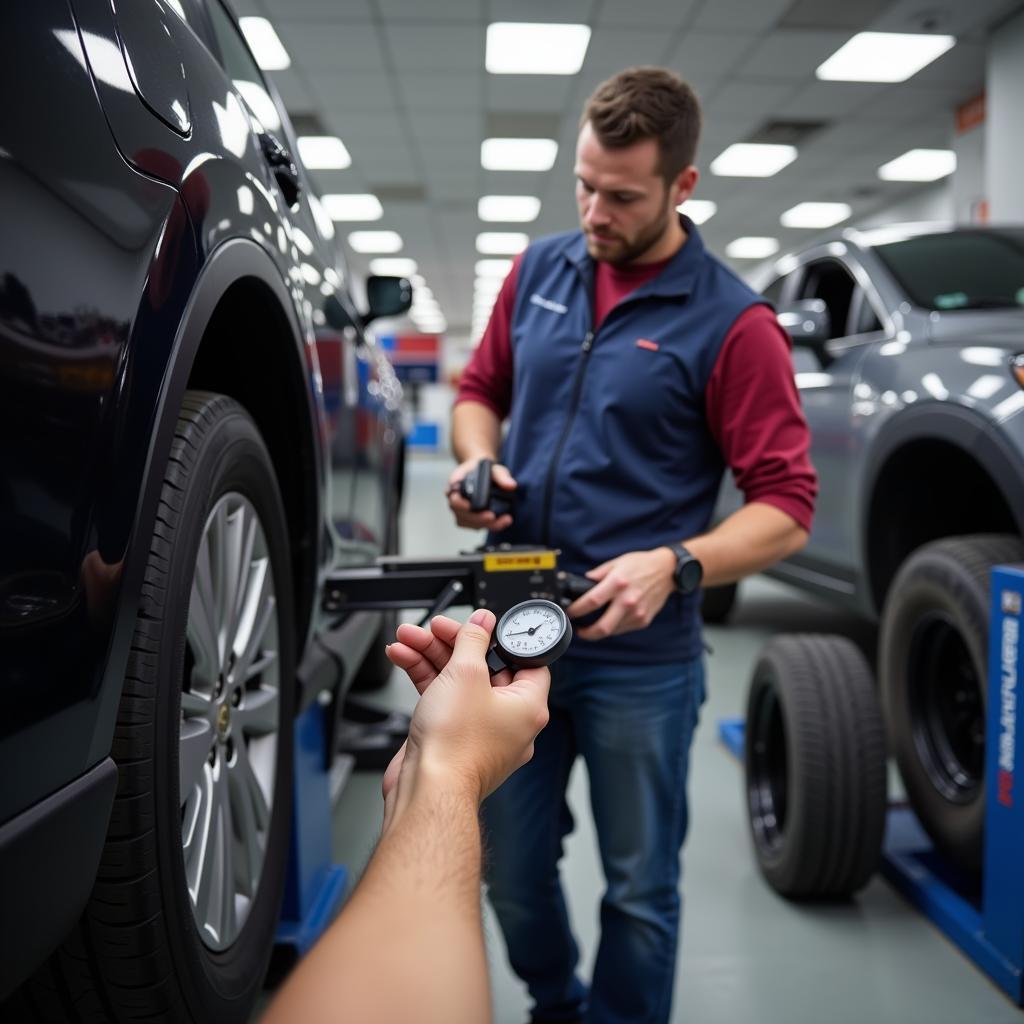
[712,224,1024,870]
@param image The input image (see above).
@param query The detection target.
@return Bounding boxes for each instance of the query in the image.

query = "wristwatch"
[665,543,703,594]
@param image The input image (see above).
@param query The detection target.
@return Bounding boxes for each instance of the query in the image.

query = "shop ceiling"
[234,0,1022,339]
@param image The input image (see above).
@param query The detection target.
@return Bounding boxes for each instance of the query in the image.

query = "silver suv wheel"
[179,492,280,951]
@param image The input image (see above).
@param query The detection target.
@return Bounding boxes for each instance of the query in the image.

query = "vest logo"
[529,293,568,315]
[635,338,660,351]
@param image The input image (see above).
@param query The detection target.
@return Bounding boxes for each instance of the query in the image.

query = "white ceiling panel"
[251,0,1012,343]
[276,22,384,69]
[703,80,797,120]
[693,0,794,33]
[377,0,484,19]
[739,29,854,81]
[309,71,401,112]
[664,31,760,81]
[397,74,485,111]
[268,69,315,112]
[488,0,595,21]
[268,0,374,17]
[595,0,699,28]
[382,24,486,72]
[485,76,577,113]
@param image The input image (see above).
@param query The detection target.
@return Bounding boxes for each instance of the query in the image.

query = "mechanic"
[450,67,818,1024]
[263,609,551,1024]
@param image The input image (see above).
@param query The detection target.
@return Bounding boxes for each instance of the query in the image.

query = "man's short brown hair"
[581,67,701,183]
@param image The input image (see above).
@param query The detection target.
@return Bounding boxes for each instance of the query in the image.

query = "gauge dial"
[491,599,572,670]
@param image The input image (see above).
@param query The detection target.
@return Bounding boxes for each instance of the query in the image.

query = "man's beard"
[585,205,673,266]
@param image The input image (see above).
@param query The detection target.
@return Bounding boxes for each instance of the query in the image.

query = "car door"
[790,255,889,583]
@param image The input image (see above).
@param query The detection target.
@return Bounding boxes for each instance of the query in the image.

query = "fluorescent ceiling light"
[474,276,505,294]
[486,22,591,75]
[816,32,955,83]
[726,236,780,260]
[481,138,558,171]
[780,202,852,228]
[475,258,514,277]
[297,136,351,170]
[479,195,542,222]
[322,194,383,221]
[477,232,529,255]
[369,257,417,276]
[308,195,334,240]
[238,17,290,70]
[348,230,403,253]
[677,199,717,224]
[711,144,796,177]
[877,148,957,182]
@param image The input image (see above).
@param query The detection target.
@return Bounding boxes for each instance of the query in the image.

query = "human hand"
[381,610,549,826]
[565,547,677,640]
[446,458,516,531]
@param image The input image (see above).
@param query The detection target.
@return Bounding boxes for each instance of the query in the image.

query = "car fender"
[86,237,320,765]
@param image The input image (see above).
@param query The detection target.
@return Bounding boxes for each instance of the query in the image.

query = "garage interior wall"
[986,6,1024,221]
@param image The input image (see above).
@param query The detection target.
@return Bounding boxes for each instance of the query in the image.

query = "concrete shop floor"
[322,455,1020,1024]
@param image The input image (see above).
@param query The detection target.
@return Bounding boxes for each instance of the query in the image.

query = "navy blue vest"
[497,218,765,663]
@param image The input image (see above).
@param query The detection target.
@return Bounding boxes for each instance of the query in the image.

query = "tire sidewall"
[154,406,295,1019]
[880,556,987,865]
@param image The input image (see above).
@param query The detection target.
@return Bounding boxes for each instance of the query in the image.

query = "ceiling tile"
[487,0,595,21]
[739,29,854,80]
[382,24,485,71]
[486,76,577,113]
[277,22,384,69]
[268,69,315,112]
[397,73,485,112]
[263,0,374,18]
[309,71,400,112]
[377,0,484,20]
[664,31,760,81]
[595,0,699,28]
[693,0,794,33]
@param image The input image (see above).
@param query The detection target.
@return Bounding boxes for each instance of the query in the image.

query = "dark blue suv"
[0,1,408,1018]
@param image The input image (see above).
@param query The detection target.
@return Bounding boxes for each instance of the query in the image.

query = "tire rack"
[718,563,1024,1005]
[274,548,591,961]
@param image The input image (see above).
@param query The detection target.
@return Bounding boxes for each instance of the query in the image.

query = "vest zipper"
[541,329,595,546]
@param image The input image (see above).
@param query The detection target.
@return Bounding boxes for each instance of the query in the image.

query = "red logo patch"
[635,338,659,351]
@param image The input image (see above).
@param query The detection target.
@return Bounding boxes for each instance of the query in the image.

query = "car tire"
[745,634,887,898]
[701,582,738,624]
[879,533,1024,870]
[14,392,295,1023]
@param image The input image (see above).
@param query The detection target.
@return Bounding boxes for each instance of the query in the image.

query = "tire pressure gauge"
[486,599,572,673]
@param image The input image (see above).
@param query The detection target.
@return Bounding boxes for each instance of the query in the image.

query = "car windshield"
[872,229,1024,311]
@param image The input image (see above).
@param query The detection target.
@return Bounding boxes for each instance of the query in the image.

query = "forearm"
[263,765,489,1024]
[452,401,502,463]
[684,501,808,587]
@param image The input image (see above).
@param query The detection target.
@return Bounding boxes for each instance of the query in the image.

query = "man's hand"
[446,459,516,532]
[566,547,677,641]
[383,610,549,824]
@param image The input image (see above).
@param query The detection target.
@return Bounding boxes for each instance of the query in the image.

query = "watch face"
[679,558,703,592]
[496,601,567,660]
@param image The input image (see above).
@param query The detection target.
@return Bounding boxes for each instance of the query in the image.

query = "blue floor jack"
[272,545,593,964]
[719,564,1024,1004]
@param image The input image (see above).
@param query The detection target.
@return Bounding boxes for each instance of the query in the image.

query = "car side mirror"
[363,276,413,325]
[776,299,832,363]
[322,293,357,331]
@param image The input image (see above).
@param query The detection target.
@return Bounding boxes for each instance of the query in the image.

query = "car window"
[760,276,784,306]
[206,0,282,132]
[873,229,1024,310]
[850,286,882,335]
[798,258,856,340]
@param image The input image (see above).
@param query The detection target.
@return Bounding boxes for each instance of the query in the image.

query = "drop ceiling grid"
[248,0,1013,337]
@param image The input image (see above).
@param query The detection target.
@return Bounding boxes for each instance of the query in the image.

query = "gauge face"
[496,600,567,660]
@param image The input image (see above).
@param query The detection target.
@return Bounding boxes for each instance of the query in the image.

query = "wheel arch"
[88,238,322,764]
[860,403,1024,615]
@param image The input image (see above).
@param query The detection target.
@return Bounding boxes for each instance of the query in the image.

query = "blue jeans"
[482,655,706,1024]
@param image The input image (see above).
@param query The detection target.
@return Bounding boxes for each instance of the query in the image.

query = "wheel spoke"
[244,648,278,684]
[188,535,220,684]
[235,686,279,738]
[179,718,213,803]
[235,589,276,685]
[228,743,267,897]
[193,761,236,945]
